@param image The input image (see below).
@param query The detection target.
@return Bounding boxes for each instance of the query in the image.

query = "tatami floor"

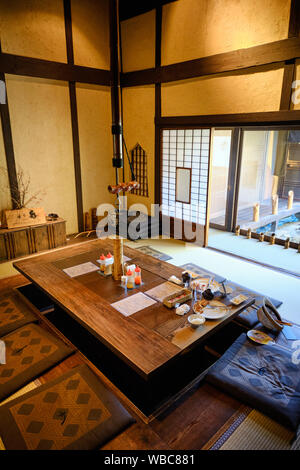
[125,237,300,325]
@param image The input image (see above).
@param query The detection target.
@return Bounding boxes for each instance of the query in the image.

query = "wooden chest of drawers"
[0,218,66,261]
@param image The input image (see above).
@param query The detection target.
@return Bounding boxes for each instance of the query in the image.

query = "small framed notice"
[176,167,191,204]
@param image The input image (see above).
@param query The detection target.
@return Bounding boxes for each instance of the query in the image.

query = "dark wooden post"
[110,0,123,185]
[63,0,84,232]
[0,42,20,209]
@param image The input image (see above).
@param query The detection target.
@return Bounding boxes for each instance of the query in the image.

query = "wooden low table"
[13,239,254,414]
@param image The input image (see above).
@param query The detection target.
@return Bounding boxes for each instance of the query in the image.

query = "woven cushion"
[0,323,74,401]
[206,333,300,431]
[234,306,259,329]
[0,364,134,450]
[0,292,37,337]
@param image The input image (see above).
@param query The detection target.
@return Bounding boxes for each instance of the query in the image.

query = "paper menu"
[145,281,184,302]
[111,293,157,317]
[63,262,100,278]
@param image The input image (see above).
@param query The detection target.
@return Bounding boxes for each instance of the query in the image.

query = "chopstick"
[278,320,293,326]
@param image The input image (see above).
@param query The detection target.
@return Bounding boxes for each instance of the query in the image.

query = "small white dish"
[169,275,183,285]
[188,314,206,328]
[202,307,229,320]
[193,301,204,315]
[230,294,248,306]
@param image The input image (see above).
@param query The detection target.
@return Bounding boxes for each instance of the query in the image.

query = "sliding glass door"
[209,129,233,230]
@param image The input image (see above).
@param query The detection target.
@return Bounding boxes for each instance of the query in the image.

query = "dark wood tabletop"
[13,239,254,380]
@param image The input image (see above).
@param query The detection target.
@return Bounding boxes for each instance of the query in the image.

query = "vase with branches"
[0,166,46,210]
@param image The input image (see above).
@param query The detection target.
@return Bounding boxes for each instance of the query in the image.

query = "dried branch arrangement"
[0,166,46,209]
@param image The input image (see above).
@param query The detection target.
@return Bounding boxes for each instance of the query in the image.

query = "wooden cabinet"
[0,219,66,261]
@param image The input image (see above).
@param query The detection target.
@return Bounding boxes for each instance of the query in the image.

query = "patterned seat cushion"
[0,323,74,401]
[0,364,134,450]
[0,292,37,337]
[234,306,259,329]
[206,333,300,431]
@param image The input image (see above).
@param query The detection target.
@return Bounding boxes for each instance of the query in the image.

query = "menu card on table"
[63,262,100,278]
[111,293,157,317]
[145,281,184,302]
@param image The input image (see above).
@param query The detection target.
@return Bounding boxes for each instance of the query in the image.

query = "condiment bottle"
[135,266,142,285]
[104,252,114,276]
[121,275,127,288]
[99,254,106,272]
[182,271,191,288]
[126,269,134,289]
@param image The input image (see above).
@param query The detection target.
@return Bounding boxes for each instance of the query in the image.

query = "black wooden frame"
[63,0,84,232]
[209,127,241,232]
[0,40,20,210]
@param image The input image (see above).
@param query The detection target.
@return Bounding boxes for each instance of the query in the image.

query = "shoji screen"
[161,128,211,244]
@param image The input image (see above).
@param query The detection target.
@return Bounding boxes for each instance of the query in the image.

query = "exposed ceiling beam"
[0,52,112,85]
[156,110,300,127]
[121,37,300,87]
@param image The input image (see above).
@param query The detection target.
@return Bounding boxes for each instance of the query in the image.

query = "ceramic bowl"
[188,314,206,329]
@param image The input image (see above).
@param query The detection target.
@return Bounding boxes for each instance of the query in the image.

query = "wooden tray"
[163,289,192,309]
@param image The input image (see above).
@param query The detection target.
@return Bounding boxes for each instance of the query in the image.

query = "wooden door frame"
[209,127,241,232]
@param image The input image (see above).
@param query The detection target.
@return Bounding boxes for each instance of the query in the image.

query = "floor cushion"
[0,291,37,337]
[224,283,282,309]
[0,364,135,450]
[234,306,259,329]
[0,323,74,401]
[206,333,300,431]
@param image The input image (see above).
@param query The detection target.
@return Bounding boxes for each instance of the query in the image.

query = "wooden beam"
[121,37,300,87]
[225,128,241,232]
[64,0,74,64]
[288,0,300,37]
[63,0,84,233]
[155,6,162,205]
[155,5,162,68]
[156,110,300,127]
[68,82,84,233]
[0,52,112,86]
[0,44,20,209]
[280,59,296,110]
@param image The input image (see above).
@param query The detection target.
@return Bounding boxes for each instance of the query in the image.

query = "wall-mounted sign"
[175,167,191,204]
